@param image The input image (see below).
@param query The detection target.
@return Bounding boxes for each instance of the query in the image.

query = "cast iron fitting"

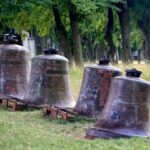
[99,56,110,65]
[126,68,142,78]
[3,33,19,44]
[44,48,58,55]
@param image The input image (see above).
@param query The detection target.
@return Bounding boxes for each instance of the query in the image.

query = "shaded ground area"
[0,109,150,150]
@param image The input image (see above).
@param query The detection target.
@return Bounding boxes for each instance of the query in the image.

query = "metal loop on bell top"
[44,48,58,55]
[2,33,19,44]
[125,68,142,78]
[98,56,110,65]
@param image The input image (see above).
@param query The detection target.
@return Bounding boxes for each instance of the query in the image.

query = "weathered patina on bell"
[0,33,30,100]
[25,48,75,108]
[86,69,150,139]
[74,57,122,117]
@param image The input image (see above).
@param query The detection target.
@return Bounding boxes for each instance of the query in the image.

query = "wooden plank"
[12,100,17,111]
[42,106,79,121]
[0,97,44,111]
[0,98,2,105]
[49,107,58,119]
[43,106,49,116]
[57,109,68,120]
[1,98,8,108]
[43,106,58,119]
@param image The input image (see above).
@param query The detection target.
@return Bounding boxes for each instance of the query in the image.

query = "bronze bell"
[0,33,30,100]
[74,56,122,117]
[86,68,150,139]
[25,48,75,108]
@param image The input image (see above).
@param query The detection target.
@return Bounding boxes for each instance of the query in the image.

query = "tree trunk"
[105,8,116,63]
[84,36,95,61]
[52,5,73,64]
[96,44,106,60]
[142,31,150,61]
[0,23,3,31]
[117,3,132,63]
[137,15,150,61]
[41,37,47,50]
[138,50,141,64]
[69,7,83,67]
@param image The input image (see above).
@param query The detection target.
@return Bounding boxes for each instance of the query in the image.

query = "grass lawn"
[0,63,150,150]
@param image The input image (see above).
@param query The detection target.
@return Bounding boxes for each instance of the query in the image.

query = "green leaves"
[71,0,97,12]
[27,0,53,7]
[12,5,55,37]
[0,0,140,58]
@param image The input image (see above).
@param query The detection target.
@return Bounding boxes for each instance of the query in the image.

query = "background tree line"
[0,0,150,66]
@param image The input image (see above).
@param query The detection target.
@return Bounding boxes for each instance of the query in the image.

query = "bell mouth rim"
[86,127,150,139]
[25,101,76,109]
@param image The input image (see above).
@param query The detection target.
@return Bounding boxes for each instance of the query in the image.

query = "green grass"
[117,63,150,81]
[0,63,150,150]
[0,109,150,150]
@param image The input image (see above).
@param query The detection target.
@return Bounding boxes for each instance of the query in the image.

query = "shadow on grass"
[44,115,96,125]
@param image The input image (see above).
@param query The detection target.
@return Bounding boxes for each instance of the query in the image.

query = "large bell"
[25,48,75,108]
[0,33,30,100]
[86,68,150,139]
[74,57,122,117]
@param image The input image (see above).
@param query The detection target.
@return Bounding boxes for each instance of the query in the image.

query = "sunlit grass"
[116,63,150,81]
[0,63,150,150]
[70,66,83,100]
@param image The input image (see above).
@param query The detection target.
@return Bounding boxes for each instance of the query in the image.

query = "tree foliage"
[0,0,149,63]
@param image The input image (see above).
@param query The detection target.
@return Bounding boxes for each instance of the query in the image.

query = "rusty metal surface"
[86,75,150,138]
[25,54,75,108]
[0,44,30,100]
[74,64,122,118]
